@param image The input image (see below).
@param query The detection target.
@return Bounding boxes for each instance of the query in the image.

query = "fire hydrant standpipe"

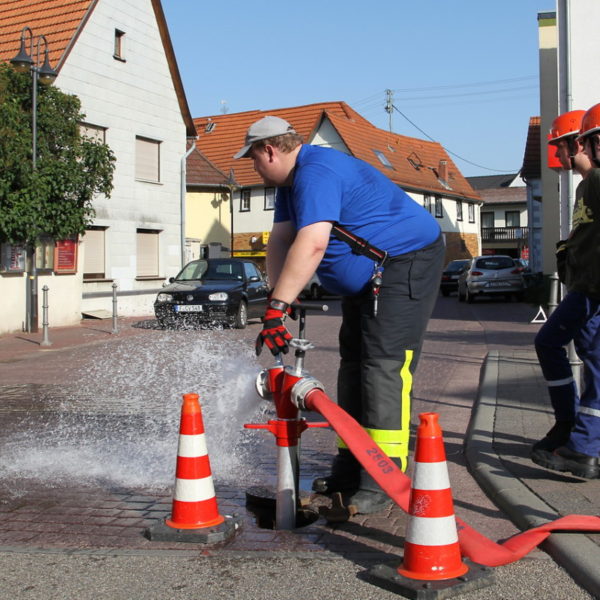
[245,305,328,530]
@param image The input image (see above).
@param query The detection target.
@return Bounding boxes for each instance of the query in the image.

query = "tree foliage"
[0,62,115,244]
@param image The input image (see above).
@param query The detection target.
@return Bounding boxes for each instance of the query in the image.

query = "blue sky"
[162,1,554,177]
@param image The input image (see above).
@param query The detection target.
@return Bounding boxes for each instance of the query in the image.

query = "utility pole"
[385,89,393,132]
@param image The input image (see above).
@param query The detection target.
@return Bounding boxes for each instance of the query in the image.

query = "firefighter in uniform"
[532,105,600,479]
[234,116,444,514]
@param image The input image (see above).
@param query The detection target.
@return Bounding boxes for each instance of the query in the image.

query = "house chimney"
[438,160,448,182]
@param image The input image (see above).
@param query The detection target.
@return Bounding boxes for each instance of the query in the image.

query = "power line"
[391,104,517,173]
[395,84,537,103]
[392,75,537,93]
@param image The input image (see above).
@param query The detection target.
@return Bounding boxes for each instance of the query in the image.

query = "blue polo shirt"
[275,145,440,296]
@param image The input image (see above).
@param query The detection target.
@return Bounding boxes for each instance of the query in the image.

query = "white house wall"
[55,0,186,319]
[540,2,600,274]
[233,188,275,233]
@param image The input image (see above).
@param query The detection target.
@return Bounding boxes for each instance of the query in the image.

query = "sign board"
[54,239,78,273]
[233,250,266,257]
[0,243,26,272]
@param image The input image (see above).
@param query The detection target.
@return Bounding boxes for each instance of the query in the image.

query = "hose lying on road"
[304,388,600,568]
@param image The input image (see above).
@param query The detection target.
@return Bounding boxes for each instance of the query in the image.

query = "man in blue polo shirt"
[234,116,444,515]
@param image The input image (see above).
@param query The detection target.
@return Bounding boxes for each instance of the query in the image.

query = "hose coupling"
[255,368,273,400]
[290,376,325,411]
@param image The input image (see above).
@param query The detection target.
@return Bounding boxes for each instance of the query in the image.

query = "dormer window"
[373,149,393,169]
[114,29,126,61]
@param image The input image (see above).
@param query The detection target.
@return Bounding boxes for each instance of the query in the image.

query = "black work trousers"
[337,235,445,471]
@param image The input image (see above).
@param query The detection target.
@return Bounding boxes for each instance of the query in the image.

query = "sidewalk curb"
[465,350,600,599]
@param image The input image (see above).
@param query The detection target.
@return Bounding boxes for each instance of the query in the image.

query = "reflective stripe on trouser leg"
[337,352,414,472]
[355,351,415,472]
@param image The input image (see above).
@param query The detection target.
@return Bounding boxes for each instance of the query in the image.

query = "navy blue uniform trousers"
[535,290,600,456]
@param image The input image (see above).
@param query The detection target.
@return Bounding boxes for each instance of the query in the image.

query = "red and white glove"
[255,299,294,356]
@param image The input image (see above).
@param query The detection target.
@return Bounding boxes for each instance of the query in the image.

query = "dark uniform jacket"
[562,168,600,299]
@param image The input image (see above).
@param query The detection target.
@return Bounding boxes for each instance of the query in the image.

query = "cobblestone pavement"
[0,297,597,599]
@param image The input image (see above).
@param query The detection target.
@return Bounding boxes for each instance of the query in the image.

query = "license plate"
[175,305,203,312]
[487,282,507,287]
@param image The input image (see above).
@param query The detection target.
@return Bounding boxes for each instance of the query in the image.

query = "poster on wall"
[0,243,26,272]
[54,239,78,274]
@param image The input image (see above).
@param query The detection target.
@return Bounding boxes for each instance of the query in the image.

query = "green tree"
[0,62,115,245]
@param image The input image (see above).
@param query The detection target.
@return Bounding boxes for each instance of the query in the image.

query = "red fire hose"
[304,388,600,567]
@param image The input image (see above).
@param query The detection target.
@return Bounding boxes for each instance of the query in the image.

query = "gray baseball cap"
[233,116,297,159]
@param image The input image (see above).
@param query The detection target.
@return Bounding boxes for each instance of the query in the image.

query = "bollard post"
[111,283,118,334]
[547,272,560,316]
[40,285,52,347]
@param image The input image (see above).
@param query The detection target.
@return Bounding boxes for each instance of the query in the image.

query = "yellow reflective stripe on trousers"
[337,349,414,467]
[400,349,413,434]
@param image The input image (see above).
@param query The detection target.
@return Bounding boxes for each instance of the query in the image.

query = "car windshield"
[176,260,244,281]
[475,257,515,270]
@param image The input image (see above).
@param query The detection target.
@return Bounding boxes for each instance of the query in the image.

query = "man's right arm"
[266,221,296,288]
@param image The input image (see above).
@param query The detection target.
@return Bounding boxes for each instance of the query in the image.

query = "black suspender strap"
[331,223,388,265]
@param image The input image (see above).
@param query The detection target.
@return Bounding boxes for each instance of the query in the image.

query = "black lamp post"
[10,26,58,333]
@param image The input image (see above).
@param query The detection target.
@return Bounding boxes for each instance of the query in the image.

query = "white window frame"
[468,203,475,224]
[240,189,251,212]
[264,187,275,211]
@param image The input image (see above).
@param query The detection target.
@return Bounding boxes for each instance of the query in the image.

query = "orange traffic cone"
[145,393,238,544]
[368,413,493,597]
[398,411,468,581]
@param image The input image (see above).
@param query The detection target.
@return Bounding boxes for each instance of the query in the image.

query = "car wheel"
[233,300,248,329]
[466,288,475,303]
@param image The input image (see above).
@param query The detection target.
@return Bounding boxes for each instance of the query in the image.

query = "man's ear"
[264,144,276,161]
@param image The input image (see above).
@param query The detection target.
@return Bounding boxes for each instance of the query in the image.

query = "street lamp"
[10,26,58,333]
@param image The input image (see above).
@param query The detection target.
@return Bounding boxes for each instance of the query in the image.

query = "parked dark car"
[301,273,325,300]
[154,258,269,329]
[457,255,524,303]
[440,259,471,296]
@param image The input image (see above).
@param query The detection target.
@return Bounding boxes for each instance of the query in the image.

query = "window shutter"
[83,228,105,277]
[136,137,160,182]
[137,230,159,277]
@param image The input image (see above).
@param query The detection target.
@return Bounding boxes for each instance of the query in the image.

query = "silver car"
[457,255,524,303]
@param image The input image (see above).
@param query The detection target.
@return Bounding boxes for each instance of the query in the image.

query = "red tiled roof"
[0,0,195,136]
[0,0,95,69]
[521,116,541,181]
[186,147,229,186]
[194,101,480,201]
